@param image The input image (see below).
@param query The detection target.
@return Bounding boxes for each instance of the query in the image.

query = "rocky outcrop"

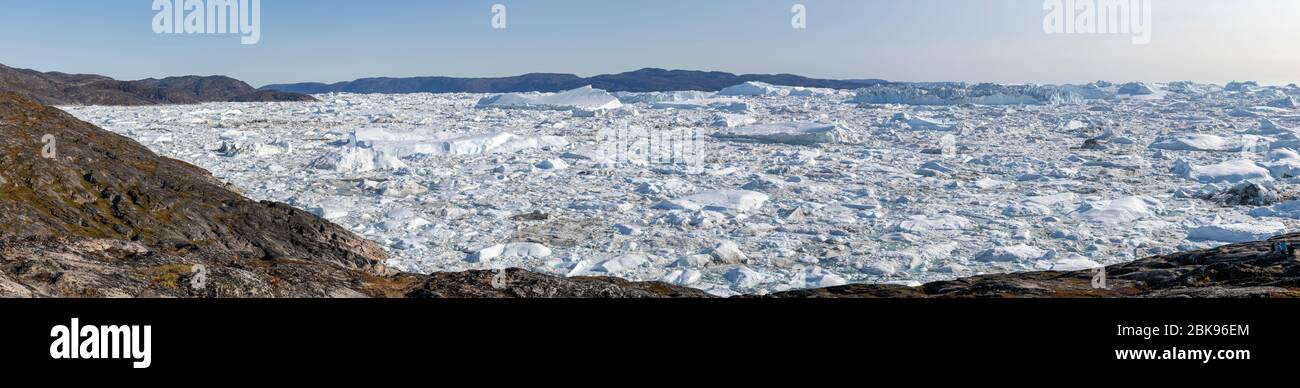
[402,269,711,298]
[0,63,315,105]
[767,234,1300,298]
[0,93,381,272]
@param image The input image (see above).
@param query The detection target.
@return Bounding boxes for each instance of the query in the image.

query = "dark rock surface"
[766,235,1300,298]
[261,68,886,94]
[0,63,316,106]
[403,269,711,298]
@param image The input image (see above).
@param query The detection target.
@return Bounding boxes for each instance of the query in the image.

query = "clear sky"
[1,0,1297,87]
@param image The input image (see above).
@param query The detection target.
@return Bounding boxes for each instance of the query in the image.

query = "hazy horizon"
[2,0,1298,87]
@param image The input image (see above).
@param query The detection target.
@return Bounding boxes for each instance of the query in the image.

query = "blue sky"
[1,0,1297,86]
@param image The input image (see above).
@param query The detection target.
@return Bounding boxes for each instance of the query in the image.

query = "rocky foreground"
[0,63,314,106]
[1,91,1297,298]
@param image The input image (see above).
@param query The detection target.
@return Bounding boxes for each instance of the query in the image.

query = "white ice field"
[64,81,1300,296]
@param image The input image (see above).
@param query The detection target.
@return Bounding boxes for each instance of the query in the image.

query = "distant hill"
[260,68,888,94]
[0,63,316,106]
[264,73,584,94]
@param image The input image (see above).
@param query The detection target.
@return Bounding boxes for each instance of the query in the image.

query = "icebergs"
[1225,81,1259,92]
[72,80,1300,295]
[1071,196,1163,224]
[217,139,291,157]
[710,113,758,128]
[650,98,750,112]
[724,266,767,289]
[1047,254,1103,271]
[1173,159,1272,183]
[897,214,973,233]
[1248,118,1290,135]
[717,81,831,97]
[377,178,428,197]
[354,128,570,158]
[707,241,748,265]
[1187,222,1286,243]
[592,254,650,274]
[467,242,554,262]
[1003,193,1081,217]
[1148,134,1237,152]
[1117,82,1156,95]
[1264,149,1300,178]
[1250,200,1300,219]
[655,190,770,212]
[1268,96,1299,109]
[891,113,959,131]
[659,268,702,286]
[308,142,408,173]
[476,85,623,111]
[614,90,713,104]
[711,122,861,145]
[536,158,570,170]
[974,244,1048,262]
[852,83,1090,105]
[789,267,849,288]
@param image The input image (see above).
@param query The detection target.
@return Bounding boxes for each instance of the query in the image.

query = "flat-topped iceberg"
[1148,134,1238,152]
[717,81,833,97]
[1173,159,1272,183]
[1071,196,1163,225]
[1187,222,1286,243]
[476,85,623,110]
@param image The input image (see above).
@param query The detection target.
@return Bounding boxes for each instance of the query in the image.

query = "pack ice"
[63,79,1300,296]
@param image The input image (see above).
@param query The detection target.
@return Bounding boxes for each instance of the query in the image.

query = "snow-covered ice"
[477,86,624,111]
[63,80,1300,295]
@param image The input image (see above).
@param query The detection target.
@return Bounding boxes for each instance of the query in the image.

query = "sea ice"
[60,79,1300,295]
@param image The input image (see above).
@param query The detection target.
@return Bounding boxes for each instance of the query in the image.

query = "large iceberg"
[1173,159,1273,184]
[476,85,623,110]
[717,81,833,97]
[851,83,1094,105]
[359,128,569,158]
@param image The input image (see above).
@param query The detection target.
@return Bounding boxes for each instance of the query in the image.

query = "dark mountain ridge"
[0,63,316,106]
[261,68,890,94]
